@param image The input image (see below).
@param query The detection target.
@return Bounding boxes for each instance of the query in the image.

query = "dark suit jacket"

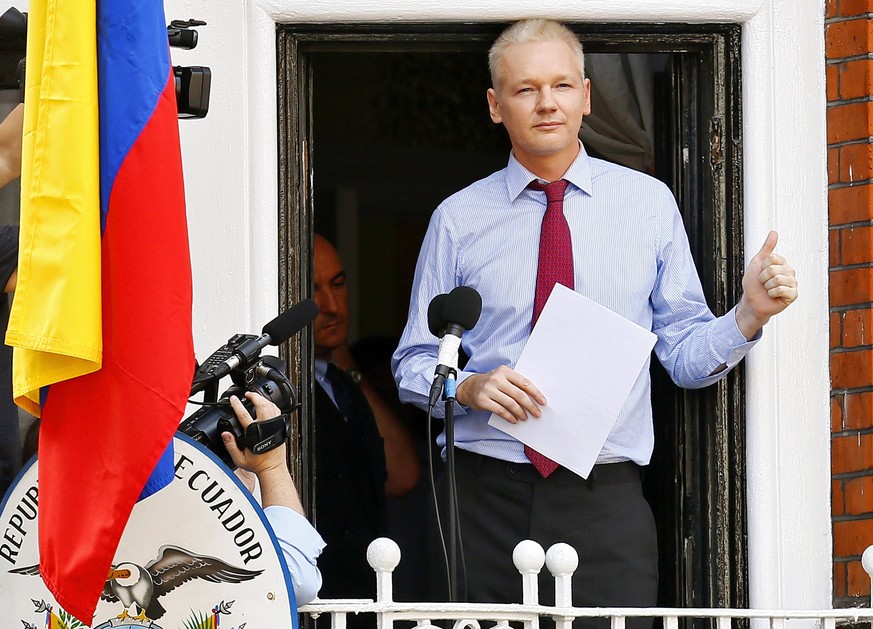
[313,368,387,600]
[0,226,19,498]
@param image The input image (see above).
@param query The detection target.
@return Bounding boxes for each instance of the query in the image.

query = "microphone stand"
[443,369,458,602]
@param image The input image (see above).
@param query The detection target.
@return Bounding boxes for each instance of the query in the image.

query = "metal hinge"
[710,117,724,171]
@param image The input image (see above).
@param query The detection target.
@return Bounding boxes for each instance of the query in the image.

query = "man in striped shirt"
[393,18,797,626]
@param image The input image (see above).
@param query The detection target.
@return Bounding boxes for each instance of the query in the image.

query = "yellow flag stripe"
[6,0,103,416]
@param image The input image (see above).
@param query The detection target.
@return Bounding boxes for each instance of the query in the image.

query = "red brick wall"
[827,0,873,606]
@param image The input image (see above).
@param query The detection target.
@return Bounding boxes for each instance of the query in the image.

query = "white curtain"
[581,53,667,174]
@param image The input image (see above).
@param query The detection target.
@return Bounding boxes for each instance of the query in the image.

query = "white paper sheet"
[488,283,656,478]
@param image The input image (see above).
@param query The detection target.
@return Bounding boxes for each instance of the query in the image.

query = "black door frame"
[277,22,745,610]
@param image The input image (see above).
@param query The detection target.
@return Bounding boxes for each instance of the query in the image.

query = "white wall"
[165,0,831,610]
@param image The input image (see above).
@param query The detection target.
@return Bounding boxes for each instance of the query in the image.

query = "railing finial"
[368,537,401,606]
[862,544,873,607]
[545,543,578,577]
[862,546,873,577]
[367,537,401,573]
[513,539,546,574]
[513,539,545,610]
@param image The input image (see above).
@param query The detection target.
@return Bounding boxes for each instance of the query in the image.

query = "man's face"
[487,40,590,171]
[313,238,349,360]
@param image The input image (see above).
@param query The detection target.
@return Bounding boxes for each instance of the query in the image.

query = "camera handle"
[239,414,291,455]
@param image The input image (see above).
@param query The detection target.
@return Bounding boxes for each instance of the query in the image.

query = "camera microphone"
[191,299,318,394]
[262,299,320,345]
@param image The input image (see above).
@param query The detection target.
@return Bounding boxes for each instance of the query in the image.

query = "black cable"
[452,465,468,601]
[426,403,452,599]
[441,374,469,602]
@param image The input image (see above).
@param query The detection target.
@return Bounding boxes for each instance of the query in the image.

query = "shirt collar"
[505,141,594,201]
[314,358,329,383]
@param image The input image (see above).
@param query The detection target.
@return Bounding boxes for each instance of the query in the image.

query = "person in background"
[351,335,435,603]
[311,234,419,619]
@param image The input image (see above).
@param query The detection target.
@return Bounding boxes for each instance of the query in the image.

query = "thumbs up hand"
[735,230,798,339]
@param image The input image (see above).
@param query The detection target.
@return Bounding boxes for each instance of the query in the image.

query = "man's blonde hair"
[488,19,585,94]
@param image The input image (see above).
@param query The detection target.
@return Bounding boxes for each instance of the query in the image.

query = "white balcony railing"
[299,539,873,629]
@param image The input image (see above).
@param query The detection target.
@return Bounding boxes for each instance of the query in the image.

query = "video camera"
[167,19,211,119]
[0,8,212,119]
[179,300,319,468]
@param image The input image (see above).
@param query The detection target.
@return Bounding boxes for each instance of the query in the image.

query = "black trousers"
[429,449,658,629]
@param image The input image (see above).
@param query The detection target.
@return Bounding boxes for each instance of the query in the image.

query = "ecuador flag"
[7,0,195,622]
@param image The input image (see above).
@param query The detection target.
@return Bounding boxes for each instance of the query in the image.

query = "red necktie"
[526,178,572,477]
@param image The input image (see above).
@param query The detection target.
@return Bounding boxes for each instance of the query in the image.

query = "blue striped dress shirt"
[392,146,758,466]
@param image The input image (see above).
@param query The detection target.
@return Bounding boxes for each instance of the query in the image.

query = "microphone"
[262,299,320,346]
[427,293,449,337]
[191,299,319,393]
[428,286,482,408]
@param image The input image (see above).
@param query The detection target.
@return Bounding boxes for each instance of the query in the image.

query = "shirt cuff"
[422,370,475,416]
[446,370,482,414]
[711,305,761,369]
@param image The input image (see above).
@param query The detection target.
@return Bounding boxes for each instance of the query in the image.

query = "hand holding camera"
[223,392,288,474]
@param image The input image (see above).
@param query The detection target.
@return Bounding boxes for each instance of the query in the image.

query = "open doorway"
[278,23,745,610]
